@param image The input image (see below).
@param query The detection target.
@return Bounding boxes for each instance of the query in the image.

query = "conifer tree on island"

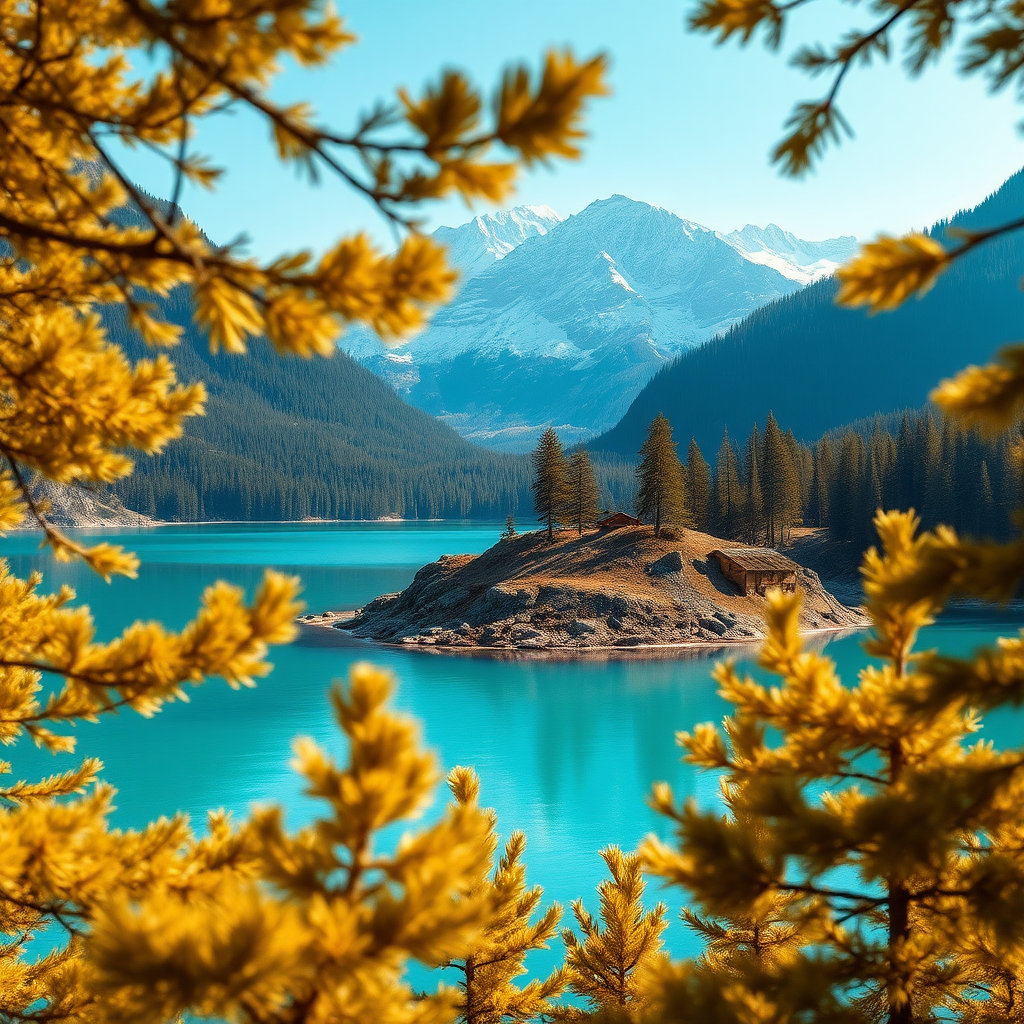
[687,438,712,533]
[566,447,602,535]
[743,423,766,545]
[761,411,800,547]
[636,414,688,537]
[714,428,744,539]
[0,2,607,1020]
[531,427,570,542]
[501,512,518,541]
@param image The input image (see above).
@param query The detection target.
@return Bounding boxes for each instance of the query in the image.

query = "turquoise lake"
[6,521,1023,967]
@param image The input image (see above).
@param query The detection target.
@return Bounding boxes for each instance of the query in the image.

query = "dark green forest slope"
[106,287,634,521]
[596,169,1024,457]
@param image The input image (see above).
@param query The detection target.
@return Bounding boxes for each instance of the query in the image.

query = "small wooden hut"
[595,511,642,530]
[710,548,799,596]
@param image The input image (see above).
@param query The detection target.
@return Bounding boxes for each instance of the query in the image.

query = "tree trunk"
[887,880,912,1024]
[887,738,912,1024]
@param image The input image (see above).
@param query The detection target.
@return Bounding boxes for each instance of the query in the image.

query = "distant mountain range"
[105,287,635,523]
[96,168,1024,525]
[342,198,859,451]
[718,223,858,285]
[596,169,1024,459]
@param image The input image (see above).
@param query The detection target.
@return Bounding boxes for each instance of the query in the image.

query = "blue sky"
[121,0,1024,259]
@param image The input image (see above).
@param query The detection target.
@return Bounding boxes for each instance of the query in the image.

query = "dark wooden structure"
[710,548,799,596]
[595,511,642,530]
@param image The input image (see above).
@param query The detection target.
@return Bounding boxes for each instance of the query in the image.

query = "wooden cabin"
[710,548,799,596]
[595,511,642,530]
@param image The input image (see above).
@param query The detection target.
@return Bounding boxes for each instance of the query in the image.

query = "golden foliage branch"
[689,0,1024,179]
[441,767,566,1024]
[552,847,668,1022]
[0,563,301,752]
[641,543,1024,1022]
[0,4,607,1022]
[0,0,606,562]
[0,665,500,1024]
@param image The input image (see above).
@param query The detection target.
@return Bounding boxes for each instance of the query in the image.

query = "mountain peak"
[718,223,859,284]
[584,194,673,217]
[433,204,561,279]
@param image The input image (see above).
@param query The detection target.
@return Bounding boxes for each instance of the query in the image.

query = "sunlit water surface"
[7,521,1023,969]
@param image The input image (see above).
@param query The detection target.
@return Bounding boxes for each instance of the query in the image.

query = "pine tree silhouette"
[531,428,569,542]
[636,414,688,538]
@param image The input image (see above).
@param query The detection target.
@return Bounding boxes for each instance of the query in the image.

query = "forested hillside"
[679,408,1021,553]
[105,287,635,521]
[596,169,1024,456]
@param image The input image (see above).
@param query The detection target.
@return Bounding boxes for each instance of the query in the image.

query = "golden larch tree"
[0,2,607,1021]
[554,847,668,1021]
[441,767,566,1024]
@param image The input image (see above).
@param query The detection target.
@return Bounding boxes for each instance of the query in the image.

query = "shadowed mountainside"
[595,169,1024,457]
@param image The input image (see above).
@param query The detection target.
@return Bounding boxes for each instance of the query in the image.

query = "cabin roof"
[711,548,799,573]
[596,511,641,526]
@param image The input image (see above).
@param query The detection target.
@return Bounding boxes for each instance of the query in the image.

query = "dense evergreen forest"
[106,288,635,521]
[104,180,1024,531]
[678,409,1021,548]
[597,169,1024,457]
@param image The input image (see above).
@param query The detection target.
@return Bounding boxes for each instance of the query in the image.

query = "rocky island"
[306,527,866,652]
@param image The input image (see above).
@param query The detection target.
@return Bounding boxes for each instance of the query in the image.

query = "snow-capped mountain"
[719,223,859,285]
[433,204,561,279]
[342,197,856,451]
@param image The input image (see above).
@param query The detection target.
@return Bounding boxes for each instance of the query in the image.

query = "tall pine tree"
[687,438,712,533]
[714,428,744,539]
[566,448,601,536]
[743,424,765,545]
[762,412,800,547]
[531,428,569,542]
[636,414,688,538]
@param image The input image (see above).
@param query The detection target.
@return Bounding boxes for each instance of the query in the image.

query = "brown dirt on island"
[311,525,867,652]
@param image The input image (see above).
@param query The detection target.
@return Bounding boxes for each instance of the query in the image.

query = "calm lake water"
[6,521,1023,967]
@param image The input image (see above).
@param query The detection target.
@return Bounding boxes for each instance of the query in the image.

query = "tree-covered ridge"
[104,290,635,522]
[674,408,1021,552]
[597,168,1024,458]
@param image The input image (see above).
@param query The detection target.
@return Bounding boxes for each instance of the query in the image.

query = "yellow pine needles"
[0,3,607,1021]
[620,2,1024,1020]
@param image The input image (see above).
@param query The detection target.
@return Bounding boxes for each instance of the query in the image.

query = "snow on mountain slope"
[391,195,802,365]
[432,204,561,279]
[719,223,859,284]
[342,197,855,451]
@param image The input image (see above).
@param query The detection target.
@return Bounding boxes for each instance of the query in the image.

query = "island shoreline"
[297,611,867,660]
[300,526,870,657]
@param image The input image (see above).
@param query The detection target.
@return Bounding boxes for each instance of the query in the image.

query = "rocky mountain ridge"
[15,480,157,530]
[596,168,1024,459]
[343,196,858,451]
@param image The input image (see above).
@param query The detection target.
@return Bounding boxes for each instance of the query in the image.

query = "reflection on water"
[4,522,1022,963]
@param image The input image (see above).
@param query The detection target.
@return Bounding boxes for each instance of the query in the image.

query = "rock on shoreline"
[12,480,156,530]
[313,527,867,651]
